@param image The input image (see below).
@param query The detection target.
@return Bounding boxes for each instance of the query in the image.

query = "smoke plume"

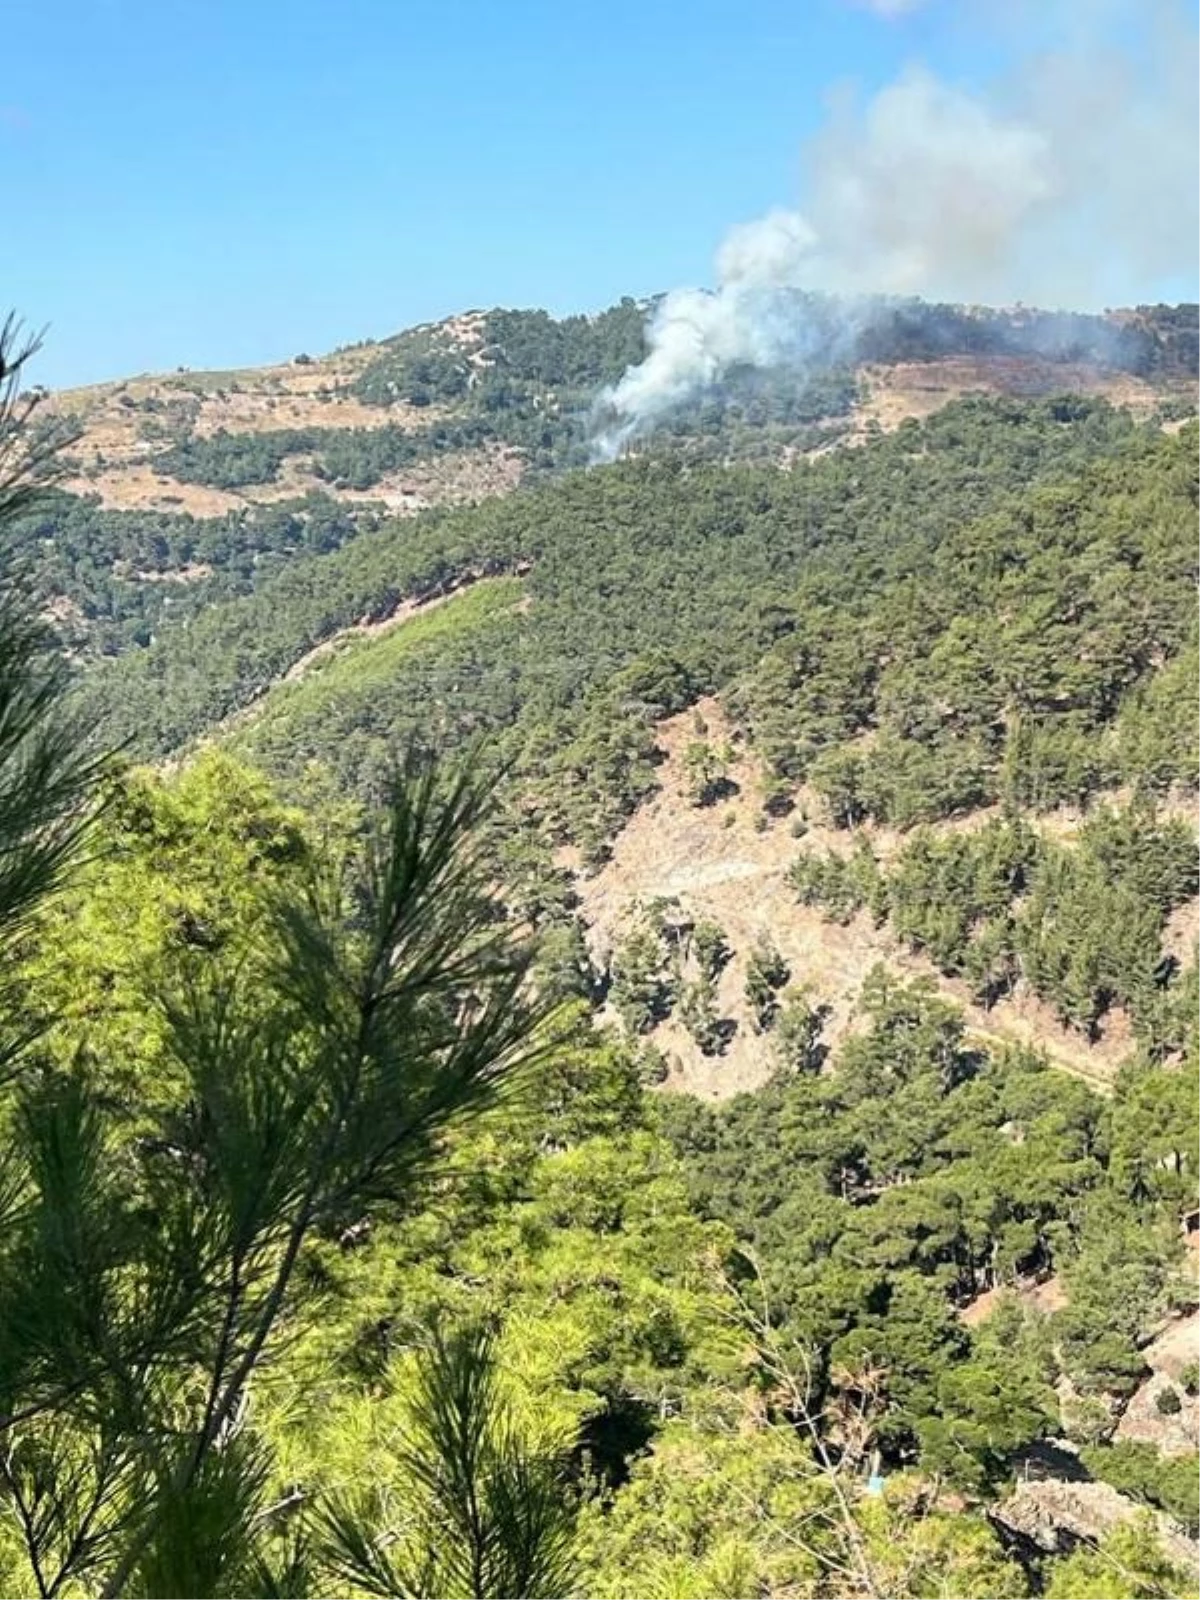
[592,0,1198,460]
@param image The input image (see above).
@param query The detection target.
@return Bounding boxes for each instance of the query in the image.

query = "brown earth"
[960,1276,1069,1329]
[45,324,521,517]
[46,310,1193,520]
[856,355,1170,434]
[57,436,523,518]
[567,698,1196,1100]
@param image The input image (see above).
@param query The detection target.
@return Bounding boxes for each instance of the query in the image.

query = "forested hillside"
[17,297,1195,666]
[2,301,1197,1597]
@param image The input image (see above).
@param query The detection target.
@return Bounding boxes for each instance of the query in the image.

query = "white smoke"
[592,1,1198,460]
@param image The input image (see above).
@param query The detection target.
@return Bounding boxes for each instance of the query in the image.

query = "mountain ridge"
[10,299,1197,1102]
[45,295,1197,518]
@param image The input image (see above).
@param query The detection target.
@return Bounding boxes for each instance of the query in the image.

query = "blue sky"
[5,0,1196,386]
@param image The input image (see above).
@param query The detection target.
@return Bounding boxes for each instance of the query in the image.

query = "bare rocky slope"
[45,299,1194,517]
[35,299,1200,1101]
[563,697,1197,1100]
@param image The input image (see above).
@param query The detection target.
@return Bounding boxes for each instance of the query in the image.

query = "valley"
[3,293,1198,1599]
[5,0,1199,1583]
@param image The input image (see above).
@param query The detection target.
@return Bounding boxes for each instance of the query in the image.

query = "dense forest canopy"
[1,298,1197,1598]
[20,297,1196,653]
[72,393,1145,780]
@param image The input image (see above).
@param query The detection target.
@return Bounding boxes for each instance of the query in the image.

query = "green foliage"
[1154,1385,1183,1416]
[0,712,554,1594]
[10,488,379,657]
[316,1325,579,1598]
[1081,1440,1200,1536]
[788,837,887,925]
[1018,808,1198,1042]
[744,934,790,1031]
[885,818,1037,1003]
[665,970,1188,1488]
[230,576,525,789]
[734,420,1197,822]
[156,417,501,491]
[772,988,830,1076]
[608,905,740,1054]
[579,1424,1024,1600]
[0,597,105,974]
[22,752,313,1112]
[690,918,731,982]
[1043,1515,1196,1599]
[1049,1195,1183,1397]
[532,919,596,1006]
[352,303,645,424]
[3,313,1198,1597]
[610,919,677,1036]
[69,402,1196,869]
[683,740,734,807]
[350,301,859,473]
[351,321,475,407]
[797,807,1198,1046]
[678,974,728,1056]
[575,1422,836,1599]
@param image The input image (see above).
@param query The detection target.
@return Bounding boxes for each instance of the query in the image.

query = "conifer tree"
[0,321,574,1599]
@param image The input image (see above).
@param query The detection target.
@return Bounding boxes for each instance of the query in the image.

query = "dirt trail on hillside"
[182,572,522,759]
[278,562,530,685]
[279,589,462,684]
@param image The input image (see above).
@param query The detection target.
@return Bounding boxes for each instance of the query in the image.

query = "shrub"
[1155,1385,1183,1416]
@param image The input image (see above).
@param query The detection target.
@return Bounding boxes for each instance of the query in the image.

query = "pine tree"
[745,936,791,1032]
[0,321,572,1599]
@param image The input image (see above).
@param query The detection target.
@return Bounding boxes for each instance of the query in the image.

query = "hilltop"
[46,325,521,520]
[17,296,1195,662]
[46,299,1196,515]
